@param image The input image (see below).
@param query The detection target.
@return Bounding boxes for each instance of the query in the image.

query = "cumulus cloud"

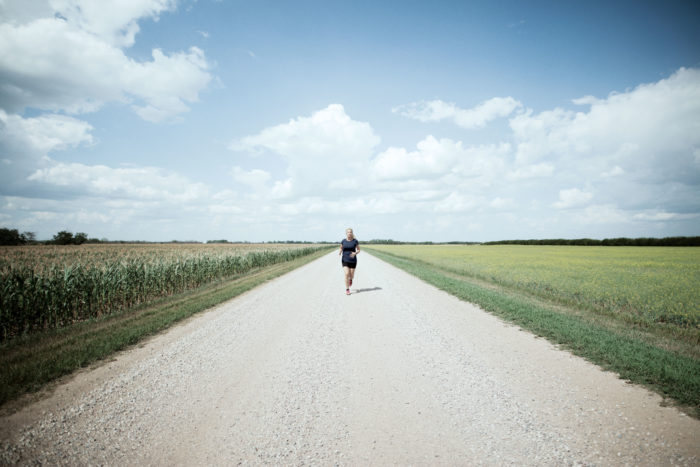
[28,162,209,202]
[0,0,211,121]
[553,188,593,209]
[393,97,522,129]
[633,210,699,221]
[490,197,516,209]
[372,136,508,187]
[510,68,700,183]
[0,110,94,154]
[230,104,380,197]
[434,192,480,213]
[507,66,700,228]
[506,163,555,181]
[48,0,178,47]
[372,136,459,180]
[232,104,378,159]
[573,204,629,225]
[231,166,272,189]
[601,166,625,178]
[0,110,95,192]
[0,0,178,48]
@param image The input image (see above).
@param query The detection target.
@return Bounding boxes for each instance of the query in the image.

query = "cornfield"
[0,243,330,340]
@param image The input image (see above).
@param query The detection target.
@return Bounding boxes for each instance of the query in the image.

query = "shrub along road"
[1,252,699,465]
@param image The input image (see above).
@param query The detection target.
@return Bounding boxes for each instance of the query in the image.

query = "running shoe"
[346,289,351,295]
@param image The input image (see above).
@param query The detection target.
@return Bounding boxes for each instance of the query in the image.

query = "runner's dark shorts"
[342,261,356,269]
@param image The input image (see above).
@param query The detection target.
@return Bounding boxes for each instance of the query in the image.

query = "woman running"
[339,228,360,295]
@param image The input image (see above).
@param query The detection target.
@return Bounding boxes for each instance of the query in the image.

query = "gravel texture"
[1,251,699,465]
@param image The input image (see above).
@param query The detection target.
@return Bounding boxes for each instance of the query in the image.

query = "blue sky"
[1,0,699,242]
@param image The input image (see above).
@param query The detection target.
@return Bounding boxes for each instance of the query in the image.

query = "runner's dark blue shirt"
[341,239,359,263]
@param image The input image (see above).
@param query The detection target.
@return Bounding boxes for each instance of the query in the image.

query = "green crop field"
[367,245,700,329]
[0,243,330,341]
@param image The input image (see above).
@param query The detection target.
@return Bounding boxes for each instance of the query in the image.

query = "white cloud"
[269,179,293,199]
[232,104,378,158]
[506,66,700,232]
[50,0,177,47]
[490,197,516,209]
[575,204,628,225]
[231,166,272,188]
[633,210,699,221]
[126,47,211,122]
[509,107,575,164]
[0,110,95,190]
[1,110,212,211]
[601,165,625,178]
[0,1,211,121]
[392,100,458,122]
[0,1,50,23]
[393,97,522,129]
[231,104,380,197]
[0,110,93,154]
[28,162,209,202]
[372,136,508,186]
[434,192,479,213]
[506,163,555,181]
[372,136,458,180]
[553,188,593,209]
[0,0,176,46]
[510,68,700,182]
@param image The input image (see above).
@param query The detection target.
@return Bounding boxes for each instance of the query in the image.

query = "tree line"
[3,227,698,247]
[0,228,94,246]
[365,237,700,246]
[482,237,700,246]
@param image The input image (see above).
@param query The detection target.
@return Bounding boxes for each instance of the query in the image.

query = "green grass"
[366,244,700,328]
[366,246,700,417]
[0,247,332,409]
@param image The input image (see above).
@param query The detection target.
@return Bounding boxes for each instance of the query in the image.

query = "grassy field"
[365,244,700,415]
[367,245,700,328]
[0,245,333,408]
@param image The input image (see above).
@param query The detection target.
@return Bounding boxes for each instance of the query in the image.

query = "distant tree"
[483,236,700,247]
[74,232,88,245]
[367,239,402,244]
[53,230,75,245]
[0,228,24,245]
[22,231,37,244]
[0,228,39,245]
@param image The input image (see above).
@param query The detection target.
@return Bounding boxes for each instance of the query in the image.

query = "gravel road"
[1,251,699,466]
